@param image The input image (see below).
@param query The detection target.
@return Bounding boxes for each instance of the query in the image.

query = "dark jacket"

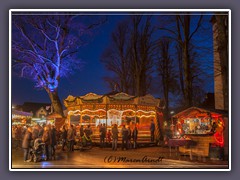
[100,126,107,138]
[84,127,93,137]
[42,131,50,145]
[67,128,74,141]
[121,127,129,140]
[132,128,138,141]
[22,131,32,149]
[51,128,57,146]
[150,122,155,132]
[32,128,39,140]
[62,129,67,139]
[112,126,119,139]
[128,128,132,140]
[80,126,84,137]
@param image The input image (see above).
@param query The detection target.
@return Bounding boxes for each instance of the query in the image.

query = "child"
[107,129,112,144]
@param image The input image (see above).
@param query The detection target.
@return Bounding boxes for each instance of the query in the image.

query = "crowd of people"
[98,123,139,151]
[12,120,155,162]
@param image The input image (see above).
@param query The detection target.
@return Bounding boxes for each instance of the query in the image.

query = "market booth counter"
[171,107,227,160]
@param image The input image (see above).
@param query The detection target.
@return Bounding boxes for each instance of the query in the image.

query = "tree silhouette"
[12,13,105,116]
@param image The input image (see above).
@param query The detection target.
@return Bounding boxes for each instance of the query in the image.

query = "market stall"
[12,109,33,125]
[47,113,65,130]
[171,107,227,160]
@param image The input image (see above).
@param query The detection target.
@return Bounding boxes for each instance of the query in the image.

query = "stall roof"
[172,107,228,119]
[47,113,62,119]
[12,109,33,117]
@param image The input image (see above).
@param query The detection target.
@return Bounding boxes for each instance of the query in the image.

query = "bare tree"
[129,15,155,96]
[157,39,178,120]
[101,21,132,93]
[101,16,156,96]
[12,14,105,116]
[159,14,204,107]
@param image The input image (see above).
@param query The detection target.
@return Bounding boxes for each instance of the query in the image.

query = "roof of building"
[15,102,52,116]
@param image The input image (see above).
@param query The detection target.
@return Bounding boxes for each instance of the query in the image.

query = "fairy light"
[68,110,81,115]
[82,109,106,113]
[136,110,156,114]
[139,115,155,118]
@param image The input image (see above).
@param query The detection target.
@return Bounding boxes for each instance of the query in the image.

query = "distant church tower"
[211,14,229,111]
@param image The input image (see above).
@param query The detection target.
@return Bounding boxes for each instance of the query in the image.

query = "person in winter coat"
[42,126,51,160]
[107,129,112,145]
[67,124,75,152]
[99,123,107,148]
[132,126,138,149]
[127,126,132,149]
[50,125,57,160]
[150,120,155,142]
[38,124,44,138]
[80,125,84,137]
[111,124,118,151]
[61,125,67,151]
[22,127,32,162]
[32,125,39,141]
[84,124,93,138]
[121,125,129,150]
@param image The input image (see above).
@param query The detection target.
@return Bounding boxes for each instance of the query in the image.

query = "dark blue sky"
[12,14,214,106]
[12,15,125,105]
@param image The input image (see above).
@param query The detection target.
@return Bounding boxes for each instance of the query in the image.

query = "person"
[22,127,32,162]
[127,126,132,149]
[50,125,57,160]
[150,120,155,142]
[80,125,84,137]
[67,124,75,152]
[42,126,50,160]
[82,125,93,146]
[32,125,39,141]
[106,129,112,145]
[38,124,44,138]
[84,124,93,138]
[99,123,106,148]
[132,126,138,149]
[111,124,118,151]
[61,125,67,151]
[121,125,129,150]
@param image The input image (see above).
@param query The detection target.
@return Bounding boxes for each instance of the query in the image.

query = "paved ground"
[11,146,229,170]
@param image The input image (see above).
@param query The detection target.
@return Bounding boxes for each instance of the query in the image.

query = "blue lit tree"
[12,14,105,116]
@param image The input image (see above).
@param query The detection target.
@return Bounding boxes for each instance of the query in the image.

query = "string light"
[82,109,106,113]
[68,110,81,115]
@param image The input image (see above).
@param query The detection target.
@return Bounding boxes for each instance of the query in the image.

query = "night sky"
[11,13,214,107]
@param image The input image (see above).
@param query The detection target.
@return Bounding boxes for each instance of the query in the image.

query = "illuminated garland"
[68,110,81,115]
[82,109,106,113]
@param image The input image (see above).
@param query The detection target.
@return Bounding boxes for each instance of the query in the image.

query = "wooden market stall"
[12,109,33,125]
[171,107,227,160]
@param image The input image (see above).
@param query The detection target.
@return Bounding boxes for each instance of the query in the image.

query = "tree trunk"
[215,15,228,110]
[183,15,193,107]
[45,88,64,117]
[176,44,185,97]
